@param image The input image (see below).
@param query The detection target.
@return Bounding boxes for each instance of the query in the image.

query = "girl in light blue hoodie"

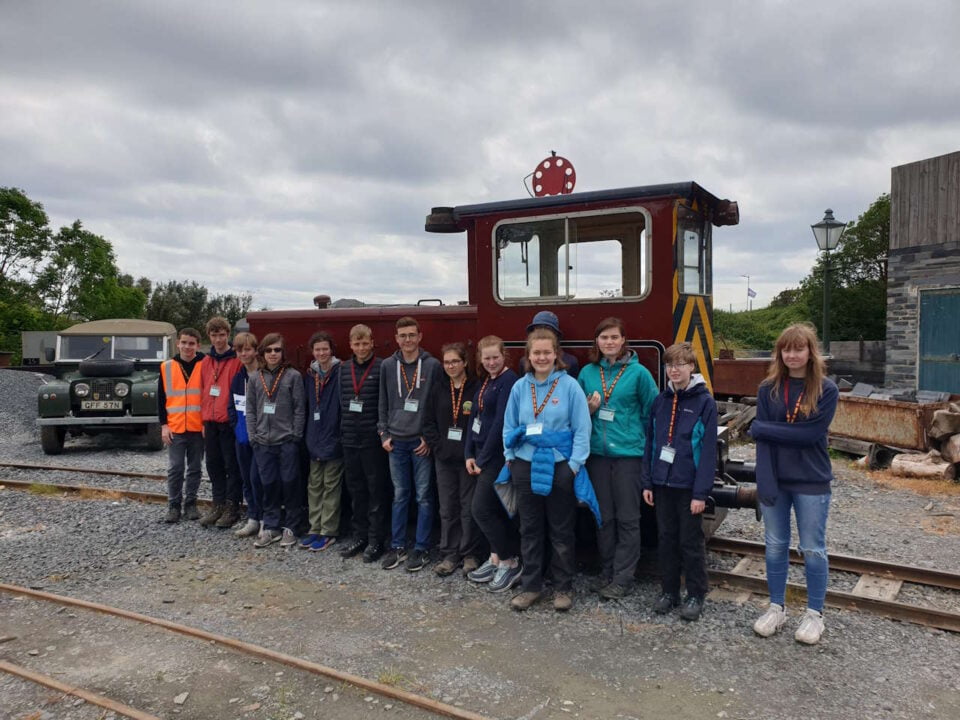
[502,328,592,612]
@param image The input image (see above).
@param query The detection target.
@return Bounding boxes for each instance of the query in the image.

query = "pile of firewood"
[890,403,960,481]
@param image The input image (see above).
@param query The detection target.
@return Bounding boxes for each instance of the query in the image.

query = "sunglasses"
[264,347,283,354]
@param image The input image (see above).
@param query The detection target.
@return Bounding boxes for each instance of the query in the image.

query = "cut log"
[942,434,960,464]
[890,450,956,481]
[928,405,960,440]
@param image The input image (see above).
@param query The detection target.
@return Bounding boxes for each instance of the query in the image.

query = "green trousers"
[307,458,344,536]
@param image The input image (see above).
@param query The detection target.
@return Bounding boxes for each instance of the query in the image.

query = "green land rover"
[36,319,177,454]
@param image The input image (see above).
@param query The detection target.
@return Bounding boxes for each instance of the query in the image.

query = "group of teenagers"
[159,311,838,644]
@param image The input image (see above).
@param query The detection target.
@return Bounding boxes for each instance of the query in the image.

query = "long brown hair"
[588,317,628,364]
[764,322,826,416]
[258,332,290,370]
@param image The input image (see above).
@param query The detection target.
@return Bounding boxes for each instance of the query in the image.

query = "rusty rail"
[0,461,164,481]
[0,478,209,507]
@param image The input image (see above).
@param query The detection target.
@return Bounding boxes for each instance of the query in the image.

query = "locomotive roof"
[446,181,739,227]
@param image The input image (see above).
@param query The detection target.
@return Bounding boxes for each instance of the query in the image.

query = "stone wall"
[885,241,960,389]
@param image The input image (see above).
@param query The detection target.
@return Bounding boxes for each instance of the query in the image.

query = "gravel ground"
[2,369,960,720]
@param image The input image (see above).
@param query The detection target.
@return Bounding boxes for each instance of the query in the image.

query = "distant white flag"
[747,287,757,298]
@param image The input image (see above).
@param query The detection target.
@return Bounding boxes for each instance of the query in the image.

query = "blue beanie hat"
[526,310,562,338]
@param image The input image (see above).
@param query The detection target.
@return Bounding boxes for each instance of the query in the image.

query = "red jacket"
[201,346,242,423]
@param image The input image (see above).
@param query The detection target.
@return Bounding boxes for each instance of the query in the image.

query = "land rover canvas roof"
[59,319,177,337]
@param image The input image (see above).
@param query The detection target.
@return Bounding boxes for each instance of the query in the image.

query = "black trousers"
[653,485,709,599]
[343,444,390,545]
[588,456,642,587]
[204,421,241,505]
[471,461,520,559]
[435,458,484,560]
[513,459,577,593]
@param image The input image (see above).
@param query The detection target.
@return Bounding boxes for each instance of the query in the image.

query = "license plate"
[81,400,123,410]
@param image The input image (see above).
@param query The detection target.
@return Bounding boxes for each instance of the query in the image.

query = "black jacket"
[423,375,480,464]
[339,355,383,448]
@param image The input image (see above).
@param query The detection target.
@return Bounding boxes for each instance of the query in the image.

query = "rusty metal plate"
[713,358,769,397]
[830,394,953,451]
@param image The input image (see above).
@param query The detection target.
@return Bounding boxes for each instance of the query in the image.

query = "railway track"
[5,463,960,634]
[707,536,960,633]
[0,582,490,720]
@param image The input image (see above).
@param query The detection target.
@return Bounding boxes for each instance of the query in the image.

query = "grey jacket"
[246,364,305,445]
[377,349,442,441]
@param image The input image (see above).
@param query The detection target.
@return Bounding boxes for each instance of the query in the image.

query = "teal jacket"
[577,351,658,458]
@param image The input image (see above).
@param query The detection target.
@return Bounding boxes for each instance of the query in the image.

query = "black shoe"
[182,502,200,521]
[362,542,384,563]
[680,596,704,621]
[405,549,427,572]
[164,505,181,523]
[339,537,367,559]
[381,548,407,570]
[654,593,680,614]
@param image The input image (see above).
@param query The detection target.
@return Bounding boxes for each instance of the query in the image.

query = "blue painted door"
[919,288,960,393]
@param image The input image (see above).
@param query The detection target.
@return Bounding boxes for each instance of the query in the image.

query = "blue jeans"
[388,438,434,551]
[254,441,303,532]
[235,441,263,521]
[760,489,831,612]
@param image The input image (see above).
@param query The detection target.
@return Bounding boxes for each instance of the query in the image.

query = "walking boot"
[215,501,240,529]
[164,505,181,523]
[198,503,225,527]
[182,502,200,521]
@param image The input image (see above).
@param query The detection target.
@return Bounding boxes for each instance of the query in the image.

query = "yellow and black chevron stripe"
[671,199,715,392]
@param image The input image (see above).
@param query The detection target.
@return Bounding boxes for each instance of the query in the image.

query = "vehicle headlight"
[114,383,130,397]
[74,383,90,397]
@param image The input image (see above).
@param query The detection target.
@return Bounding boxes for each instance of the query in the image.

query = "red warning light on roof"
[532,153,576,196]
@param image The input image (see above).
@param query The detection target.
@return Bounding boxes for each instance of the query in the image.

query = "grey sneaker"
[753,603,787,637]
[253,528,282,548]
[234,518,260,538]
[794,608,825,645]
[467,558,498,583]
[488,563,523,593]
[279,527,297,548]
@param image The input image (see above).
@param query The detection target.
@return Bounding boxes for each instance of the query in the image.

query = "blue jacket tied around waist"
[495,425,602,526]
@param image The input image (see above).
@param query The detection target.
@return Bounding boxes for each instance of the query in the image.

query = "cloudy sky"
[3,1,958,314]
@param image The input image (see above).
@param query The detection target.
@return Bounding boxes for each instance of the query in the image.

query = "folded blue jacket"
[495,425,601,526]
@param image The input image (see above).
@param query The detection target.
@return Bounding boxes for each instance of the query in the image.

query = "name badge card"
[472,418,482,434]
[526,422,543,436]
[659,446,676,464]
[447,427,463,441]
[349,399,364,413]
[404,398,420,413]
[209,385,221,397]
[313,411,321,421]
[598,407,615,422]
[263,402,277,415]
[233,394,245,413]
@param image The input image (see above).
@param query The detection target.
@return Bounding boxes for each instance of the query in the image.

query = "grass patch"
[27,483,61,495]
[377,667,407,687]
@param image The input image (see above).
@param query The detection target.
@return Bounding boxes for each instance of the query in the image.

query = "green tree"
[144,280,210,331]
[0,187,51,287]
[34,221,147,322]
[206,291,253,329]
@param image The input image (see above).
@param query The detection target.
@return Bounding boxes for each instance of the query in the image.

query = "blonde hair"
[764,322,826,417]
[525,328,567,371]
[233,332,258,351]
[349,324,372,341]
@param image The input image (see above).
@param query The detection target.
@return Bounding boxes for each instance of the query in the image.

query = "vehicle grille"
[91,379,114,400]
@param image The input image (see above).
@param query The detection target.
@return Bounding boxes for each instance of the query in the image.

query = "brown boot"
[215,502,240,529]
[510,591,542,611]
[199,503,224,527]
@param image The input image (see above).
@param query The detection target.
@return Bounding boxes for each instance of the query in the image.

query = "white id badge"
[598,407,615,422]
[472,418,482,434]
[404,398,419,412]
[526,422,543,436]
[349,399,363,413]
[447,427,463,441]
[659,446,676,464]
[233,394,245,413]
[263,402,277,415]
[209,385,221,397]
[313,411,321,421]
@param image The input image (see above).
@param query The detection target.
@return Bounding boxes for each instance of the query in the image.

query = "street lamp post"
[811,208,846,354]
[741,274,751,311]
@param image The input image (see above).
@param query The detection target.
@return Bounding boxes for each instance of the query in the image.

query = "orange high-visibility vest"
[162,357,205,433]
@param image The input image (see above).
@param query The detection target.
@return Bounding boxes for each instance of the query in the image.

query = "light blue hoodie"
[502,369,592,474]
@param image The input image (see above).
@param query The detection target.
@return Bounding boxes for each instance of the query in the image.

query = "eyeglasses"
[444,359,464,366]
[665,362,692,370]
[264,347,283,354]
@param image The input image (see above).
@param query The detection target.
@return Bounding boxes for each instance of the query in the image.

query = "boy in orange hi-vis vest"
[159,327,206,524]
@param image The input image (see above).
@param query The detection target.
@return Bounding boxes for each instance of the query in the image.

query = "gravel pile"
[2,368,960,719]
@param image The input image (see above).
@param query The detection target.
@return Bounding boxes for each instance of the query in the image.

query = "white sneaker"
[794,608,825,645]
[753,603,787,637]
[234,518,260,538]
[279,527,297,548]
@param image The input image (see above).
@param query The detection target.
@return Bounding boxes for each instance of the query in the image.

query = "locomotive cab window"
[495,209,650,303]
[678,205,712,296]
